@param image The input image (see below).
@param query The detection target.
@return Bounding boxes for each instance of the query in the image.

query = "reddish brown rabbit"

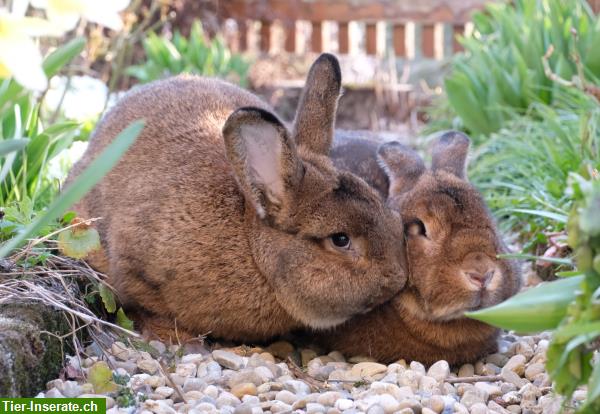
[322,132,521,365]
[66,54,408,342]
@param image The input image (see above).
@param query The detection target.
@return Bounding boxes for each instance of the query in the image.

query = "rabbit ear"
[292,53,341,155]
[223,107,304,221]
[377,141,425,196]
[431,131,471,179]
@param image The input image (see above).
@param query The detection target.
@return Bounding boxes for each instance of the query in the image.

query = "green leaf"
[582,360,600,410]
[57,223,101,259]
[89,361,118,394]
[43,37,86,77]
[116,308,134,331]
[507,208,568,223]
[0,120,145,258]
[466,275,584,331]
[0,139,29,157]
[99,283,117,313]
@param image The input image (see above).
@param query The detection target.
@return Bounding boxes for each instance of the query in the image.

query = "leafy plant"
[0,37,86,209]
[127,22,249,86]
[445,0,600,139]
[469,88,600,246]
[468,169,600,412]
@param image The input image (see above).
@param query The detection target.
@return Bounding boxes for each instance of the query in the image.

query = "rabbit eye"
[405,219,427,237]
[330,233,351,249]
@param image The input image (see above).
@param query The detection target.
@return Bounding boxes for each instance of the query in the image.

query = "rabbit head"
[377,132,521,322]
[219,54,408,330]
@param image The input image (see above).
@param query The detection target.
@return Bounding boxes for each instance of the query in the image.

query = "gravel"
[36,333,579,413]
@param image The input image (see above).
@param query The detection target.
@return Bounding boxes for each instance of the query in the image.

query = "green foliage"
[89,361,118,394]
[0,39,86,209]
[445,0,600,139]
[467,275,583,332]
[127,22,249,86]
[467,171,600,411]
[116,308,135,331]
[0,119,144,258]
[469,90,600,245]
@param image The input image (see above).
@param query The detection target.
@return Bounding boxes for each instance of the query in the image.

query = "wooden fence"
[218,0,490,60]
[218,0,600,60]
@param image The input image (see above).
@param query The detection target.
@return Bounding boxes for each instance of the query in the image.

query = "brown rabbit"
[321,132,521,365]
[66,54,408,342]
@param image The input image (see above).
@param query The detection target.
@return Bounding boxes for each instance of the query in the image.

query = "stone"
[155,386,175,398]
[231,383,258,398]
[470,402,489,414]
[481,363,500,375]
[137,359,159,375]
[176,363,197,378]
[524,363,545,381]
[367,382,413,401]
[145,375,166,388]
[181,353,204,365]
[184,389,204,399]
[453,402,470,414]
[328,351,346,362]
[317,391,342,406]
[111,341,131,361]
[515,341,534,361]
[45,388,64,398]
[113,359,137,375]
[351,362,388,379]
[475,361,485,375]
[365,404,385,414]
[61,381,82,398]
[306,402,327,413]
[409,361,426,375]
[398,370,420,391]
[427,360,450,382]
[458,364,475,378]
[419,375,440,395]
[283,379,311,395]
[486,353,509,367]
[266,341,295,360]
[502,370,529,388]
[270,401,293,413]
[328,370,361,383]
[474,382,502,398]
[460,388,488,408]
[274,390,297,405]
[204,385,219,399]
[424,395,445,413]
[301,349,318,367]
[501,391,521,405]
[213,350,245,370]
[500,382,517,394]
[143,399,177,414]
[335,399,354,411]
[183,378,205,392]
[229,370,265,387]
[488,401,510,414]
[502,355,526,376]
[149,340,166,354]
[216,391,241,408]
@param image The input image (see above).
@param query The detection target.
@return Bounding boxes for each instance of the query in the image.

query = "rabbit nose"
[467,269,494,289]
